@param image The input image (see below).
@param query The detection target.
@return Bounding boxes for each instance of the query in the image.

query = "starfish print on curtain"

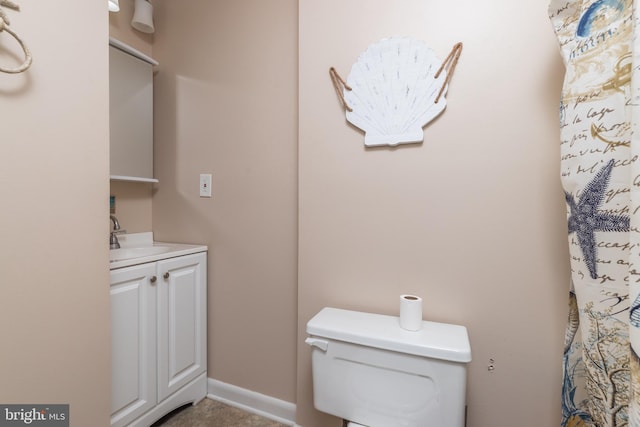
[549,0,640,425]
[565,159,630,280]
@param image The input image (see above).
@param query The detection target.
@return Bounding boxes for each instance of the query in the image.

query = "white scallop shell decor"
[344,37,448,147]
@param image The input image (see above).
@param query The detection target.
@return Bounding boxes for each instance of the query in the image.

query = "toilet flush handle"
[305,337,329,352]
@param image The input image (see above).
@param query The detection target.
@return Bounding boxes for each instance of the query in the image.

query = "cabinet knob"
[163,272,170,279]
[150,276,157,283]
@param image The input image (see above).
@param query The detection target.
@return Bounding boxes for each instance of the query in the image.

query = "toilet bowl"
[306,307,472,427]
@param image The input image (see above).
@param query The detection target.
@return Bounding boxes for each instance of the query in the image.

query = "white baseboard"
[207,378,297,426]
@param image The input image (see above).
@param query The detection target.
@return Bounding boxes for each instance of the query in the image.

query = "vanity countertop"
[109,232,207,270]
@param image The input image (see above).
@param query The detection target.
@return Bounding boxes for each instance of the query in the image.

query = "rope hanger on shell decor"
[0,0,32,74]
[330,38,462,148]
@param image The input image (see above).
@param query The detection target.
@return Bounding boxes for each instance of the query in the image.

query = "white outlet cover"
[200,174,212,197]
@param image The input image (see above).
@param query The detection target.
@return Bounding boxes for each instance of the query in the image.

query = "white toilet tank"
[306,307,471,427]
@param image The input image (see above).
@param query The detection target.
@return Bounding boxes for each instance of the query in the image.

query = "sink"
[110,246,172,262]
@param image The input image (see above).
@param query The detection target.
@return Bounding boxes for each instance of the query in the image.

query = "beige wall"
[151,0,299,403]
[0,1,110,426]
[297,1,568,427]
[107,1,569,426]
[109,180,153,233]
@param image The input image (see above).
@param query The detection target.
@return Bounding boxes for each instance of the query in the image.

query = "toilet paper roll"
[399,294,423,331]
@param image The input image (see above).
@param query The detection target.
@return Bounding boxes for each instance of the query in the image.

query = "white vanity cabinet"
[156,254,207,402]
[110,251,207,427]
[110,262,157,425]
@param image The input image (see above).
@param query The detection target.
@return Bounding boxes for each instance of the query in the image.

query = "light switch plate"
[199,174,212,197]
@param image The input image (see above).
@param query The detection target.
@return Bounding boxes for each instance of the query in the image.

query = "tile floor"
[151,398,290,427]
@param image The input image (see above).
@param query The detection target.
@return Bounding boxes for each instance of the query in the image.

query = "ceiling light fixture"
[108,0,119,13]
[131,0,155,34]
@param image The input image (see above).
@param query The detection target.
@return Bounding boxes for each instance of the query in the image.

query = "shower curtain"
[549,0,640,425]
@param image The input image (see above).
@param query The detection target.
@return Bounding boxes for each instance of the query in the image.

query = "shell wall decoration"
[332,37,461,147]
[0,0,32,74]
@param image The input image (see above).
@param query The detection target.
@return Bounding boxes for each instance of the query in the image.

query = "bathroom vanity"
[109,233,207,427]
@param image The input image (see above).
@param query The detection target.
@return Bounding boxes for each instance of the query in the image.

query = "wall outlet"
[199,174,212,197]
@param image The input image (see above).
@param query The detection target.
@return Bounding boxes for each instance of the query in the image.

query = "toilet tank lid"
[306,307,471,363]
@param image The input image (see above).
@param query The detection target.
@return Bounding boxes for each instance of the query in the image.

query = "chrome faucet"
[110,215,126,249]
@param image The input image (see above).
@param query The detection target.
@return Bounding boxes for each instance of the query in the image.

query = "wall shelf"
[109,37,159,67]
[110,175,159,183]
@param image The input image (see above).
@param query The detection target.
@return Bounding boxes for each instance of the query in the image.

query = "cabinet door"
[109,45,154,180]
[157,252,207,402]
[110,263,157,427]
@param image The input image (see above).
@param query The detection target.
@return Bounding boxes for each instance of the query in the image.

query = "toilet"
[306,307,471,427]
